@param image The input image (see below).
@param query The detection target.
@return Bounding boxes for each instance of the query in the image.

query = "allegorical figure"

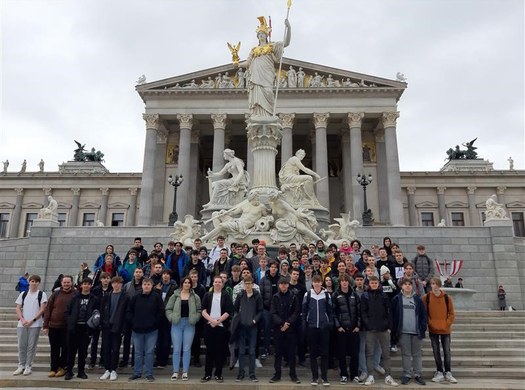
[279,149,322,208]
[241,16,291,118]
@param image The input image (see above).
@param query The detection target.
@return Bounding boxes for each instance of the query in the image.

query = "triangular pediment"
[57,202,72,209]
[507,201,525,208]
[137,57,406,101]
[109,202,130,209]
[22,202,43,209]
[415,201,438,208]
[0,202,15,209]
[80,202,100,209]
[446,201,468,208]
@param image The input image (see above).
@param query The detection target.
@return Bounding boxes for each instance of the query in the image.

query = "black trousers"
[155,316,171,366]
[307,327,329,381]
[336,329,360,378]
[273,329,297,378]
[48,327,68,372]
[102,329,122,371]
[120,326,133,365]
[67,324,91,373]
[191,318,204,362]
[203,324,228,377]
[89,328,103,365]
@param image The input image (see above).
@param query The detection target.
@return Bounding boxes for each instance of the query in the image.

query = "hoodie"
[423,290,455,334]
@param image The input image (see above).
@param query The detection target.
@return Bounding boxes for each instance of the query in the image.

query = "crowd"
[14,236,461,386]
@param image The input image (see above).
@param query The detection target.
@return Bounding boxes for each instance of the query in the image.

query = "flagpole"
[272,0,292,116]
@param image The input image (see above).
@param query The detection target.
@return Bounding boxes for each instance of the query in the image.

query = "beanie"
[380,265,390,277]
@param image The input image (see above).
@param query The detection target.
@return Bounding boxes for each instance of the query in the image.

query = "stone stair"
[0,308,523,388]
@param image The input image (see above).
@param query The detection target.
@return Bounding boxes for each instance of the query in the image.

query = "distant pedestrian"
[497,285,507,310]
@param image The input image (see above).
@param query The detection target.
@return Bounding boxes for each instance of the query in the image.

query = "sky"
[1,0,523,174]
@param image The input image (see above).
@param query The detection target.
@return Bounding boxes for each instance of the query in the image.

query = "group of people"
[15,235,461,386]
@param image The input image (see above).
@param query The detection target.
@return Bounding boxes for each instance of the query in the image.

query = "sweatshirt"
[423,290,455,334]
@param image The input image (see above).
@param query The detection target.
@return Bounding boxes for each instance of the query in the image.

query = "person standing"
[88,272,112,369]
[14,274,47,376]
[412,245,435,293]
[498,285,507,310]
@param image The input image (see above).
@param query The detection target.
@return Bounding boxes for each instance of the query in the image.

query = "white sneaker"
[432,371,444,382]
[255,358,262,368]
[171,372,179,381]
[13,367,24,376]
[385,375,399,386]
[364,375,375,386]
[390,345,398,352]
[22,367,32,376]
[100,370,111,380]
[110,370,118,381]
[374,365,386,375]
[182,372,188,381]
[445,371,457,383]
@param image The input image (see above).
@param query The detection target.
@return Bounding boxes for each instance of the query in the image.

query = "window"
[421,212,434,227]
[82,213,95,227]
[0,213,9,238]
[451,212,465,227]
[512,212,525,237]
[58,213,67,227]
[24,213,38,236]
[111,212,124,227]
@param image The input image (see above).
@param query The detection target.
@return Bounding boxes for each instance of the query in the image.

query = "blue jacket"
[17,276,29,292]
[166,251,189,285]
[391,292,427,340]
[302,287,333,329]
[93,253,121,273]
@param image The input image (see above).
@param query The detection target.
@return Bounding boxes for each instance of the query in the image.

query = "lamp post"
[167,174,184,226]
[356,173,373,226]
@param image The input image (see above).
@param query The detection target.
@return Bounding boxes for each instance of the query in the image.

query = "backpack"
[21,290,43,308]
[15,281,22,292]
[426,293,449,319]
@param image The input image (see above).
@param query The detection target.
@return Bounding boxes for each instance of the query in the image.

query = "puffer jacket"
[332,287,360,330]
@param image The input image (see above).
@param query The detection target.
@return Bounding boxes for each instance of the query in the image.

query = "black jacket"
[260,270,280,309]
[270,290,301,332]
[360,288,392,332]
[127,291,164,333]
[202,289,234,329]
[100,291,130,333]
[66,292,99,332]
[234,290,263,327]
[332,287,360,330]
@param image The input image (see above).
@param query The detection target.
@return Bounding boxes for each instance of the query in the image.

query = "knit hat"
[280,260,290,267]
[380,265,390,277]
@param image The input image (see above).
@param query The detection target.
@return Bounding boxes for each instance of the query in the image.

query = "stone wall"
[0,225,523,309]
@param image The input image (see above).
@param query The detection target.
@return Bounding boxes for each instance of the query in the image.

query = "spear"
[272,0,292,116]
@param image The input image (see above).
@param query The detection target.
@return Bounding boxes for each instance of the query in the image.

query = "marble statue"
[437,219,447,227]
[396,72,407,82]
[268,191,322,244]
[297,67,305,87]
[38,196,58,220]
[200,77,215,88]
[239,16,291,118]
[326,74,340,87]
[202,191,269,242]
[171,214,202,247]
[38,159,45,173]
[508,156,514,170]
[485,194,508,220]
[236,68,245,89]
[310,72,323,87]
[2,160,8,173]
[319,212,360,244]
[95,220,105,227]
[342,78,360,87]
[219,72,234,89]
[136,74,146,84]
[286,65,297,88]
[279,149,322,208]
[20,160,27,173]
[204,149,250,208]
[214,73,222,87]
[183,80,198,88]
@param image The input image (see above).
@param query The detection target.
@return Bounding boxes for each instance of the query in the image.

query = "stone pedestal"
[484,218,512,227]
[58,161,109,174]
[441,159,494,172]
[32,218,60,228]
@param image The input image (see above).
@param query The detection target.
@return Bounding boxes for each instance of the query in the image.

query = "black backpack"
[21,290,44,308]
[426,293,450,319]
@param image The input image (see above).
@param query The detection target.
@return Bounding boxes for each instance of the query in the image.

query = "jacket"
[100,291,130,333]
[65,292,99,331]
[332,287,360,330]
[234,290,263,327]
[127,291,164,333]
[302,287,332,329]
[165,289,202,325]
[43,288,76,329]
[360,288,392,332]
[93,253,121,273]
[391,292,427,339]
[423,290,455,334]
[260,270,280,309]
[412,254,434,282]
[270,289,301,332]
[166,251,189,284]
[201,289,234,329]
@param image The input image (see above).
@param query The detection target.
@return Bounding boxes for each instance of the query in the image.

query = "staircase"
[0,308,523,388]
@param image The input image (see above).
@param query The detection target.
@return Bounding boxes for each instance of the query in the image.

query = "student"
[423,277,457,384]
[392,278,427,385]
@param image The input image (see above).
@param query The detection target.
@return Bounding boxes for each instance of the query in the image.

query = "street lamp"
[356,173,373,226]
[167,174,184,226]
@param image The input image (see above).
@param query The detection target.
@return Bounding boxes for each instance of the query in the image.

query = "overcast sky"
[1,0,523,174]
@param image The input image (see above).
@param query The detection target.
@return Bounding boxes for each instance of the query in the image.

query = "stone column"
[466,186,478,226]
[99,188,109,225]
[127,188,138,226]
[9,188,23,238]
[138,113,159,226]
[176,114,193,219]
[310,128,317,171]
[152,126,168,224]
[188,128,200,216]
[382,112,404,225]
[348,112,365,221]
[497,186,506,206]
[375,129,389,223]
[279,113,295,169]
[313,113,330,208]
[341,129,352,214]
[70,187,80,226]
[211,113,227,171]
[437,186,446,222]
[407,187,417,226]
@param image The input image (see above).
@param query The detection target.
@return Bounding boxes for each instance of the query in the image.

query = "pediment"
[0,202,15,209]
[507,201,525,208]
[415,201,438,208]
[109,202,130,209]
[80,202,100,209]
[22,202,43,209]
[446,201,468,208]
[137,57,406,101]
[57,202,72,209]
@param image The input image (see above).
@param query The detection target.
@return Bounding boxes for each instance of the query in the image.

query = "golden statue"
[227,41,241,65]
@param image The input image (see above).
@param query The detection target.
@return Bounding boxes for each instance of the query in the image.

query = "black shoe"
[64,371,74,380]
[291,376,301,384]
[145,375,155,382]
[200,375,211,383]
[298,360,306,367]
[414,376,426,386]
[250,375,259,382]
[87,363,95,370]
[269,375,281,383]
[77,372,88,379]
[119,361,128,368]
[128,374,141,381]
[401,376,411,385]
[215,376,224,383]
[236,374,244,382]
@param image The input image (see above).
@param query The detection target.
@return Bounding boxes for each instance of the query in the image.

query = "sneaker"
[340,376,348,384]
[364,375,375,386]
[385,375,399,386]
[375,365,386,375]
[48,371,56,377]
[358,372,368,382]
[269,375,281,383]
[255,358,262,368]
[100,370,111,380]
[311,378,319,386]
[77,372,88,379]
[444,372,457,384]
[401,376,411,385]
[182,373,188,381]
[200,375,211,382]
[171,373,179,381]
[260,353,268,359]
[64,371,74,380]
[215,376,224,383]
[250,375,258,382]
[353,376,363,384]
[13,367,24,376]
[432,371,444,382]
[145,375,155,382]
[128,374,142,381]
[87,363,95,370]
[390,345,398,352]
[322,379,330,386]
[55,368,66,377]
[110,371,118,381]
[414,376,426,386]
[291,376,301,384]
[236,374,244,382]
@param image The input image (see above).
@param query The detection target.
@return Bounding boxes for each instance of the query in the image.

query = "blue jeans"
[132,330,158,377]
[171,318,195,373]
[238,325,257,377]
[359,331,382,375]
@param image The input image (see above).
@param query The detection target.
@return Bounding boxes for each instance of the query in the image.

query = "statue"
[95,220,105,227]
[319,212,360,245]
[170,214,202,247]
[342,78,359,87]
[227,41,241,66]
[268,191,322,244]
[38,195,58,220]
[508,156,514,170]
[219,72,234,89]
[310,72,323,87]
[73,141,104,162]
[485,194,508,220]
[2,160,8,173]
[200,76,215,88]
[278,149,323,208]
[297,67,305,87]
[238,16,291,118]
[396,72,407,82]
[462,138,478,159]
[286,65,297,88]
[38,159,45,173]
[437,219,447,227]
[136,74,146,84]
[326,74,340,87]
[214,73,222,88]
[235,68,245,89]
[183,80,198,88]
[20,160,27,173]
[202,192,269,242]
[204,149,250,208]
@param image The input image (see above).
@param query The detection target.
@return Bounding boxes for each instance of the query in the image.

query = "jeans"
[17,327,41,369]
[365,331,391,376]
[132,330,158,377]
[429,333,451,372]
[399,333,423,377]
[307,327,329,381]
[238,325,257,377]
[171,318,195,373]
[359,331,381,375]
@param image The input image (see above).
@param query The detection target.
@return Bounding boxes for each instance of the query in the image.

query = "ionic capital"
[177,114,194,129]
[71,187,80,196]
[347,112,364,128]
[313,112,330,129]
[467,186,477,195]
[381,111,400,128]
[437,186,446,195]
[407,187,417,195]
[279,113,296,128]
[143,113,160,130]
[129,187,138,196]
[497,186,506,194]
[14,188,24,196]
[211,113,227,129]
